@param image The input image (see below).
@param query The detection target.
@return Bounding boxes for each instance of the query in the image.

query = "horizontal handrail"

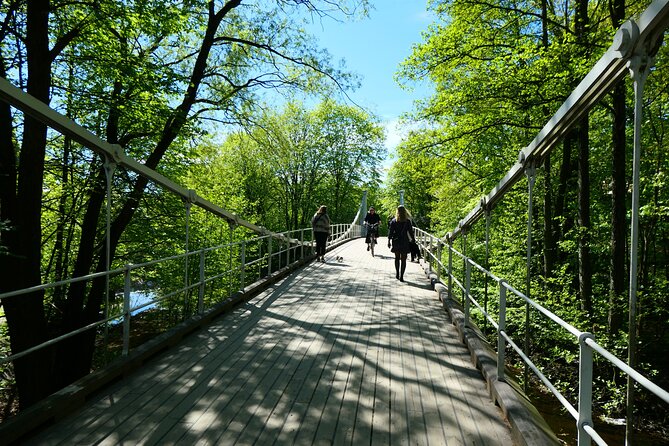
[414,228,669,445]
[0,223,359,366]
[441,235,587,339]
[446,0,669,242]
[0,77,312,247]
[2,318,103,364]
[585,337,669,404]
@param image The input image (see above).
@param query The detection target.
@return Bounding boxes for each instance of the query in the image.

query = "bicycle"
[365,222,379,257]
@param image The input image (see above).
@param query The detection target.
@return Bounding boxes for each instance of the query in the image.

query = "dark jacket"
[364,212,381,225]
[388,218,413,254]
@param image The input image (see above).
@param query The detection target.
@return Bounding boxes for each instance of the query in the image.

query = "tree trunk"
[578,118,593,317]
[2,0,249,407]
[53,162,107,387]
[1,0,52,409]
[540,0,555,281]
[609,82,627,334]
[608,0,627,336]
[555,134,575,262]
[54,1,241,390]
[51,135,71,312]
[574,0,592,319]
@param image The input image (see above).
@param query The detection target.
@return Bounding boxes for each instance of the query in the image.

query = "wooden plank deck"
[26,238,514,445]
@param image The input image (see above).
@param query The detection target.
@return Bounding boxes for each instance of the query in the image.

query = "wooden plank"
[25,239,514,446]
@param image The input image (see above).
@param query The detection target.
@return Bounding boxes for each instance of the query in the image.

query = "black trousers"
[315,232,328,256]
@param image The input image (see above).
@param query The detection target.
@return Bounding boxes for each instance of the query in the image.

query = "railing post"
[287,234,291,265]
[183,199,192,318]
[577,333,595,446]
[497,280,507,380]
[240,241,246,291]
[103,158,116,361]
[228,223,234,296]
[267,236,273,276]
[464,258,471,328]
[428,235,433,274]
[198,249,205,314]
[436,240,442,282]
[462,229,467,305]
[447,235,453,300]
[122,265,132,356]
[311,229,315,257]
[300,229,305,260]
[281,234,286,268]
[626,53,654,444]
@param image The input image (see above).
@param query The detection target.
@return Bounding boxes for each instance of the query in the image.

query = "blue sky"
[303,1,435,151]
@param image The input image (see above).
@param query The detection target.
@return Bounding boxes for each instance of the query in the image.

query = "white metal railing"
[447,0,669,240]
[414,225,669,446]
[0,222,360,366]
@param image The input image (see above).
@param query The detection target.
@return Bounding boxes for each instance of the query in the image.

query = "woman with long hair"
[387,205,414,281]
[311,205,330,262]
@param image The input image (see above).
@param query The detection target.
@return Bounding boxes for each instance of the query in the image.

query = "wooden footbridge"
[10,239,557,445]
[2,1,669,444]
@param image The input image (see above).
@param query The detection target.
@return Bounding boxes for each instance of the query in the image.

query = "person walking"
[311,205,331,262]
[387,205,414,282]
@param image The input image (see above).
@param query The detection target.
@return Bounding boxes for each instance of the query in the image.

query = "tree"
[608,0,627,335]
[314,99,385,220]
[574,0,593,319]
[195,100,385,231]
[1,0,75,409]
[382,132,437,230]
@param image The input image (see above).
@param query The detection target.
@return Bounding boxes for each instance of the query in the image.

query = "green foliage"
[185,100,385,232]
[382,134,438,229]
[391,0,669,430]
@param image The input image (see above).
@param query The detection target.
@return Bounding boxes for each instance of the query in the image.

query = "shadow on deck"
[2,239,558,445]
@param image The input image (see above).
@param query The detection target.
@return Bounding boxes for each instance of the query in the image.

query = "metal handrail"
[414,228,669,446]
[0,222,359,366]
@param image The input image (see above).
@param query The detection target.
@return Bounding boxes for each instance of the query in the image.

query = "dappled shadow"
[27,239,511,445]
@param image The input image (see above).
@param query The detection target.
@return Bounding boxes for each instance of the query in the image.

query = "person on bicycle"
[364,207,381,251]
